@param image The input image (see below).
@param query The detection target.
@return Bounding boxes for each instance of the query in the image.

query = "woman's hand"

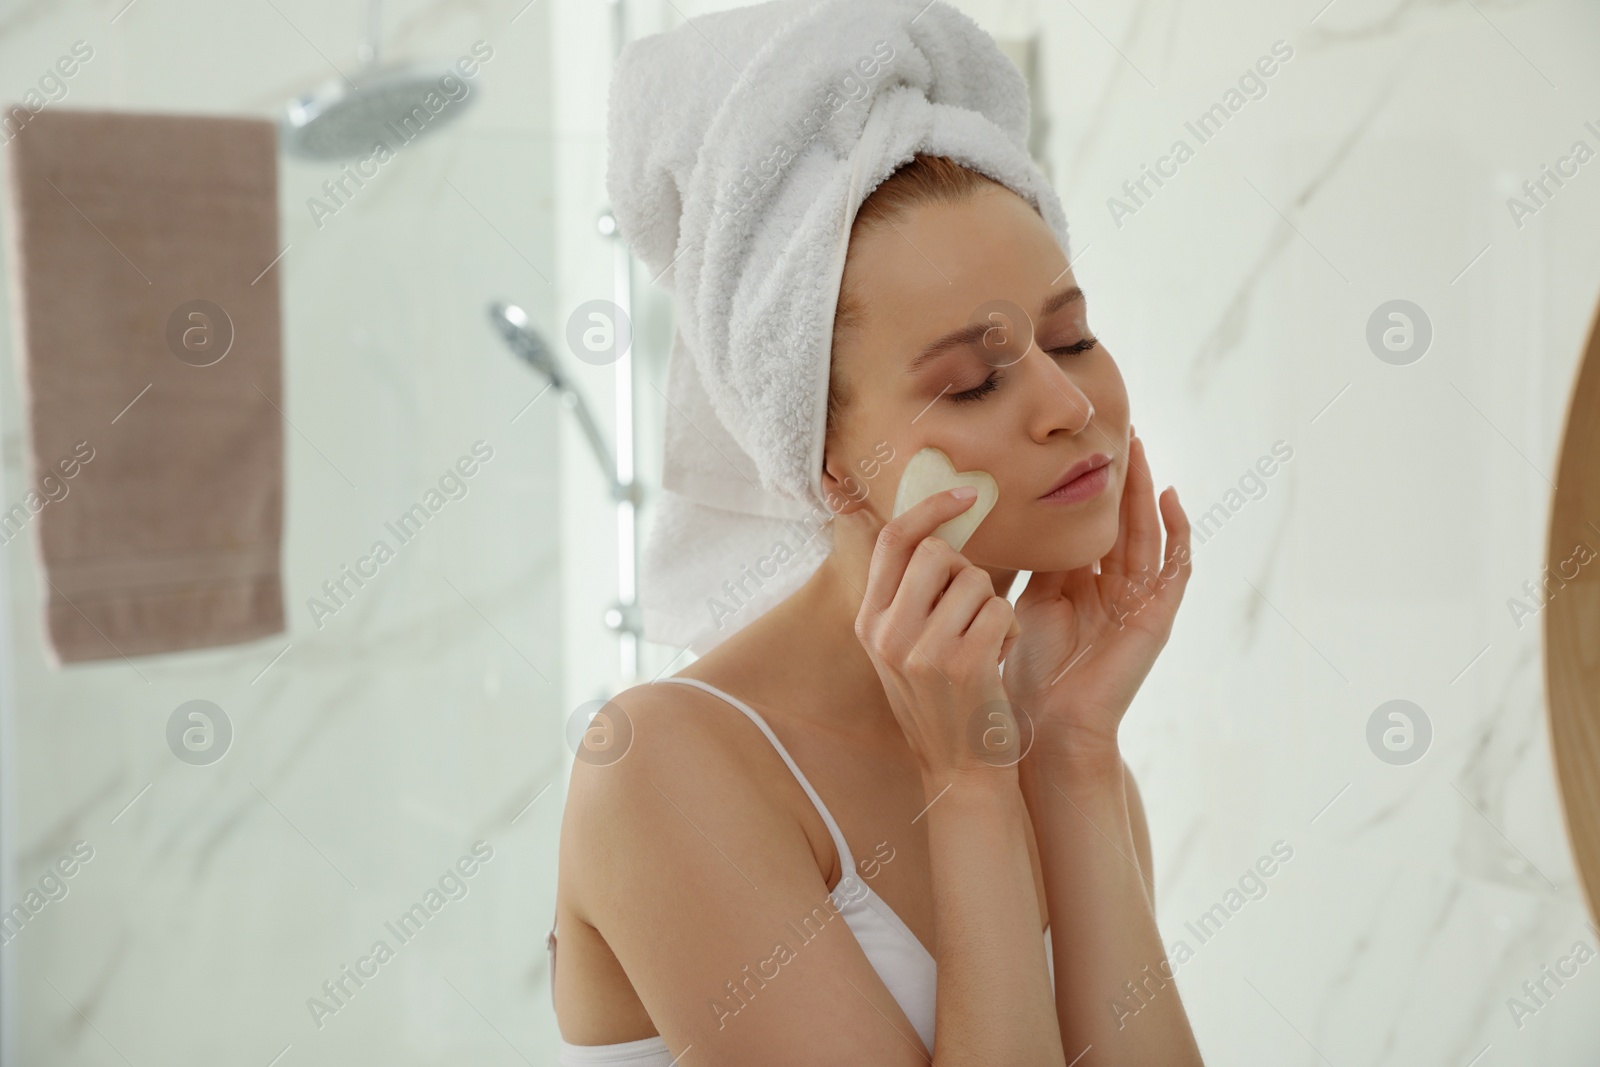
[855,487,1025,788]
[1004,429,1194,762]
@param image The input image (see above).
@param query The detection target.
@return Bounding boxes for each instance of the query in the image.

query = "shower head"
[489,299,628,500]
[281,60,477,160]
[490,302,564,389]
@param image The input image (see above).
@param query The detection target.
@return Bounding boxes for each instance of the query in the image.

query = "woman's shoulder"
[577,674,767,777]
[559,673,837,923]
[560,675,816,849]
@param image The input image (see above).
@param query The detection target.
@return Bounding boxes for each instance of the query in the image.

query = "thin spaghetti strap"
[655,676,859,878]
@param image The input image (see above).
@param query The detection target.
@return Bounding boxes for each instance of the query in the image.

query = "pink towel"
[3,108,285,664]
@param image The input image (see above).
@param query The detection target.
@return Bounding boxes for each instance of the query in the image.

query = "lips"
[1040,453,1113,498]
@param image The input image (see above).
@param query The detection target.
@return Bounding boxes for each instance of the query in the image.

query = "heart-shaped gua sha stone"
[891,447,999,552]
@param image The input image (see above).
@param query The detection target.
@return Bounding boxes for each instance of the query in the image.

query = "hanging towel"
[606,0,1070,656]
[3,108,285,665]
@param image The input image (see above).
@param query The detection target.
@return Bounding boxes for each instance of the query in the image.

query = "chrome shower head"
[489,301,563,388]
[281,60,477,160]
[489,299,626,497]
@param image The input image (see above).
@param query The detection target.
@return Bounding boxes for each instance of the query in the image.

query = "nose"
[1019,344,1094,438]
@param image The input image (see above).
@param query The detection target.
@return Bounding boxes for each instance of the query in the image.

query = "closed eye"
[1048,337,1099,357]
[948,337,1099,404]
[949,372,1002,403]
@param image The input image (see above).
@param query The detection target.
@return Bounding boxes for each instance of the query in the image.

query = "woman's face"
[822,185,1130,573]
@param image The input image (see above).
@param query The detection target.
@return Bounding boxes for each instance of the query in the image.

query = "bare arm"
[1019,749,1201,1065]
[921,766,1064,1064]
[999,428,1200,1064]
[856,488,1073,1064]
[1123,761,1155,914]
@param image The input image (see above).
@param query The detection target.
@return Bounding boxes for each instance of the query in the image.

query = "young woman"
[547,153,1204,1065]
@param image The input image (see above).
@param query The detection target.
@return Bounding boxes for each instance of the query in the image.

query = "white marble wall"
[0,1,582,1064]
[3,0,1600,1064]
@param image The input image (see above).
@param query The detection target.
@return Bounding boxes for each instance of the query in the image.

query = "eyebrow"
[905,286,1086,373]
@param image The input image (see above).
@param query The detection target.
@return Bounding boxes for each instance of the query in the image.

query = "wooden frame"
[1545,293,1600,928]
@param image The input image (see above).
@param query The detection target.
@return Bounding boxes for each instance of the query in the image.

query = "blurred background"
[1,0,1598,1063]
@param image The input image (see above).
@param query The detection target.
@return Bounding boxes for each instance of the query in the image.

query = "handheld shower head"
[490,302,564,389]
[489,300,631,502]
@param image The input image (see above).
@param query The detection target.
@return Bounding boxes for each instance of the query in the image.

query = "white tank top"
[548,676,1055,1064]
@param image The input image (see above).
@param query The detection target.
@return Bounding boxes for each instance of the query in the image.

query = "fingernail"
[951,486,978,500]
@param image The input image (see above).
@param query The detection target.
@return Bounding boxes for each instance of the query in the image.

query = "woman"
[550,5,1203,1066]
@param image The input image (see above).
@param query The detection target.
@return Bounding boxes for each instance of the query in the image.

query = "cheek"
[828,429,904,513]
[1086,355,1129,417]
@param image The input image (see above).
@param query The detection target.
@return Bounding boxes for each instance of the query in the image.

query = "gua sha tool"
[891,447,999,551]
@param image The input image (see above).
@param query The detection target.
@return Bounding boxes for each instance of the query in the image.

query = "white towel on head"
[606,0,1071,656]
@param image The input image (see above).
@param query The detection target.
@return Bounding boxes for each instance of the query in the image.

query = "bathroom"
[1,0,1598,1063]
